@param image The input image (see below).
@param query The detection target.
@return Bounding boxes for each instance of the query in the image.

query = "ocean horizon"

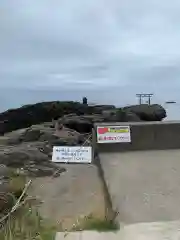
[0,87,179,121]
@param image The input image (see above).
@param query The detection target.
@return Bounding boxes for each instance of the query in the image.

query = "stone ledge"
[56,220,180,240]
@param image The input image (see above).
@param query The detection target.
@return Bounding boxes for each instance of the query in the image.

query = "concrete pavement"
[100,149,180,224]
[56,149,180,239]
[56,220,180,239]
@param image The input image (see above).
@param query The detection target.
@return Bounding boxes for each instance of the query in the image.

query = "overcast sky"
[1,0,180,118]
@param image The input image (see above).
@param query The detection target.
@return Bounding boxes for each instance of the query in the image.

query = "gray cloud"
[1,0,180,113]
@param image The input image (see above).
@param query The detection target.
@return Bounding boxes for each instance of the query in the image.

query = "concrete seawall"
[99,150,180,224]
[92,121,180,225]
[94,121,180,152]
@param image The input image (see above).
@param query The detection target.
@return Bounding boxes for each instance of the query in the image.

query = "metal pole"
[139,95,142,105]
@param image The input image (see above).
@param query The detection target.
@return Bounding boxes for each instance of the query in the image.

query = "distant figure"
[82,97,88,105]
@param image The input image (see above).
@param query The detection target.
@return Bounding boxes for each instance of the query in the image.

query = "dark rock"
[0,101,115,134]
[102,109,118,121]
[30,123,54,133]
[81,114,104,123]
[102,109,141,122]
[0,129,28,145]
[0,136,11,145]
[0,123,89,176]
[0,143,66,177]
[21,129,41,142]
[62,118,92,133]
[50,138,79,147]
[0,121,87,148]
[1,123,64,144]
[60,114,104,133]
[53,127,84,145]
[0,165,9,177]
[0,144,48,167]
[25,165,66,177]
[123,104,166,121]
[89,105,115,113]
[123,111,142,122]
[38,132,58,142]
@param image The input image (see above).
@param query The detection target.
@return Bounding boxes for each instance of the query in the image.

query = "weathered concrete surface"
[56,220,180,240]
[100,150,180,224]
[94,121,180,151]
[56,231,118,240]
[119,221,180,240]
[28,164,105,230]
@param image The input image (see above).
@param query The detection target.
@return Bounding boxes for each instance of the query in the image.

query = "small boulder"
[0,165,10,179]
[59,114,104,133]
[58,115,92,133]
[21,129,41,142]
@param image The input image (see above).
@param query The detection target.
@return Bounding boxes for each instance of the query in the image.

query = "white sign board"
[52,146,92,163]
[97,126,131,143]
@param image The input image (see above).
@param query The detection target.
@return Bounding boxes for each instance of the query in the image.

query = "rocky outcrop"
[102,109,141,122]
[0,101,115,135]
[0,101,166,135]
[0,143,64,177]
[0,122,90,177]
[0,101,167,222]
[58,113,104,133]
[123,104,166,121]
[0,103,166,178]
[101,104,166,122]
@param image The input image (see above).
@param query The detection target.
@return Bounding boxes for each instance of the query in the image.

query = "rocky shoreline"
[0,101,166,134]
[0,101,166,221]
[0,101,167,174]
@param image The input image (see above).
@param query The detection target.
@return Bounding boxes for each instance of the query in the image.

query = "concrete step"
[56,220,180,240]
[56,231,118,240]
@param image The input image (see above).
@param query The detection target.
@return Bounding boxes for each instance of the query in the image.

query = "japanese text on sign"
[97,126,131,143]
[52,146,92,163]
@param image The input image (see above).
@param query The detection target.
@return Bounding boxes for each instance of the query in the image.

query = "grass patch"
[0,199,57,240]
[0,169,119,238]
[72,214,119,232]
[0,170,57,240]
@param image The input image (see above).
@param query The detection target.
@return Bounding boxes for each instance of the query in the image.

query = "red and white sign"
[97,126,131,143]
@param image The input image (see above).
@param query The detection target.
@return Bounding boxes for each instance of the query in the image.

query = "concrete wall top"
[93,121,180,152]
[94,120,180,127]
